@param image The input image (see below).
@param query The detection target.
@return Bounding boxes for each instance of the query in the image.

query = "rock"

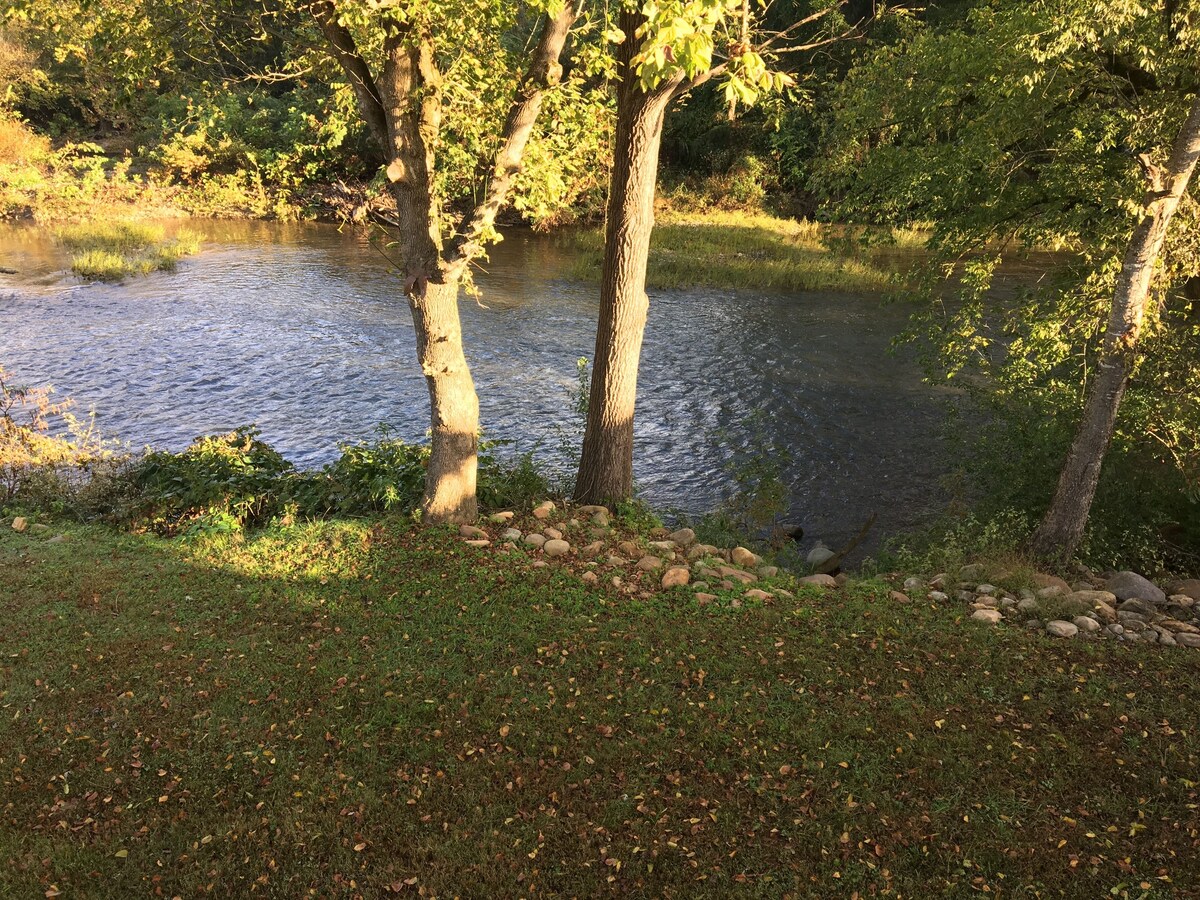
[532,500,556,520]
[1091,601,1117,624]
[973,595,1000,609]
[501,528,523,542]
[607,555,629,567]
[1104,571,1166,604]
[592,511,611,527]
[976,583,997,595]
[1176,633,1200,648]
[692,581,710,591]
[1031,573,1072,594]
[971,609,1003,624]
[835,573,850,587]
[11,517,27,533]
[661,567,690,589]
[758,565,779,578]
[730,598,743,609]
[1046,620,1078,638]
[999,597,1016,608]
[581,571,598,585]
[488,511,515,523]
[807,543,835,567]
[745,589,772,602]
[1160,618,1200,634]
[686,544,710,561]
[889,591,910,604]
[799,574,837,588]
[576,504,609,517]
[1159,631,1177,646]
[544,527,563,541]
[930,574,948,590]
[635,555,663,572]
[46,535,66,544]
[1017,597,1039,612]
[459,524,488,539]
[903,576,924,592]
[524,533,547,548]
[1064,589,1117,607]
[30,523,50,534]
[649,527,670,539]
[648,540,676,552]
[1072,616,1101,633]
[1036,585,1067,599]
[1118,597,1157,618]
[928,591,949,602]
[731,546,761,568]
[960,563,986,580]
[1025,619,1044,630]
[669,528,696,547]
[1118,610,1149,626]
[1106,623,1124,637]
[618,541,641,558]
[1018,588,1036,601]
[1165,579,1200,601]
[1168,594,1196,607]
[695,593,717,606]
[718,566,757,584]
[544,539,570,558]
[463,539,491,548]
[580,541,605,558]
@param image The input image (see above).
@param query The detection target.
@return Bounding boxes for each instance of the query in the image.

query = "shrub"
[293,426,429,517]
[133,427,293,533]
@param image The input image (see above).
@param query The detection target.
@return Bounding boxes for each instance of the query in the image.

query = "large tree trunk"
[1030,94,1200,562]
[574,12,678,505]
[410,278,479,522]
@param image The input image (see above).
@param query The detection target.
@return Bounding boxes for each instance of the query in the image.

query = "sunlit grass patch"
[563,210,900,292]
[58,220,201,281]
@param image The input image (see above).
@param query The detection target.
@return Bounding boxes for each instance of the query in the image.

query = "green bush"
[134,427,294,533]
[292,426,429,517]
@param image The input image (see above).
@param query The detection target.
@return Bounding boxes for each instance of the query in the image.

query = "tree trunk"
[410,278,479,522]
[574,12,678,505]
[1030,94,1200,563]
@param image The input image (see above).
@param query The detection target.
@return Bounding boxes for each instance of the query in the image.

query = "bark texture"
[313,4,575,522]
[574,11,682,504]
[1030,94,1200,562]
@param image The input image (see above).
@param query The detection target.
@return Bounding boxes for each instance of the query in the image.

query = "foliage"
[291,425,429,518]
[56,220,201,280]
[133,427,295,533]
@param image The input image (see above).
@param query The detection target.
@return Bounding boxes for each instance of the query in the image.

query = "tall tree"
[312,0,577,522]
[575,0,847,504]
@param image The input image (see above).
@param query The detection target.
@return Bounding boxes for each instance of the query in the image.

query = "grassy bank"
[2,520,1198,898]
[563,211,917,293]
[57,221,201,281]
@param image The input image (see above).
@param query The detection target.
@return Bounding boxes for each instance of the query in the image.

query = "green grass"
[563,211,908,293]
[2,521,1199,898]
[57,221,200,281]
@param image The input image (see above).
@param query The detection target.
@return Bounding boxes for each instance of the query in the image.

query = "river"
[2,219,971,559]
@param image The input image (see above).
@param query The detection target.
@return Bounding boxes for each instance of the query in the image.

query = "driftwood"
[815,511,877,575]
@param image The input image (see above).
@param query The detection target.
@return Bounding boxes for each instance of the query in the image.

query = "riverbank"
[3,513,1198,897]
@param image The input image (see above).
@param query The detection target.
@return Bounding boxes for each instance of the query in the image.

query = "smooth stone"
[718,566,757,584]
[695,593,717,606]
[745,588,772,602]
[1105,571,1166,604]
[1106,623,1125,636]
[1176,633,1200,648]
[581,571,598,585]
[1118,597,1157,618]
[1091,601,1117,624]
[1160,618,1200,634]
[459,524,488,539]
[580,540,605,558]
[731,547,761,568]
[544,527,563,540]
[930,574,948,590]
[46,535,66,544]
[501,528,523,542]
[30,523,50,534]
[488,511,515,523]
[661,567,690,589]
[799,574,837,588]
[576,504,609,517]
[544,539,570,558]
[758,565,779,578]
[591,511,611,527]
[971,609,1003,624]
[1031,573,1072,594]
[531,560,548,568]
[635,555,663,572]
[1017,597,1039,612]
[807,543,835,567]
[976,583,997,595]
[960,563,986,580]
[1072,616,1101,633]
[607,554,628,566]
[1046,620,1078,638]
[890,591,910,603]
[648,540,676,552]
[903,576,924,592]
[1037,586,1067,599]
[928,591,949,602]
[668,528,696,547]
[11,517,27,533]
[617,541,641,558]
[463,539,490,548]
[1158,631,1177,646]
[691,581,710,591]
[1165,579,1200,602]
[973,596,1000,609]
[524,533,547,548]
[532,500,555,520]
[835,573,850,587]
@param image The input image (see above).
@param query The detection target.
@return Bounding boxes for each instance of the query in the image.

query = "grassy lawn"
[2,521,1198,898]
[563,211,918,293]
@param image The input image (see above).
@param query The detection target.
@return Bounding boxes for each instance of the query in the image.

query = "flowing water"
[2,219,980,557]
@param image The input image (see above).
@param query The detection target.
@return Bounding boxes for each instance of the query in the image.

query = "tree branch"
[443,4,578,275]
[311,0,389,154]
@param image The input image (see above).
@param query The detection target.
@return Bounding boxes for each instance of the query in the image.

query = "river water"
[1,219,968,557]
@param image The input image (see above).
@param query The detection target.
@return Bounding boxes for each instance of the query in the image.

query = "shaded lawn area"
[1,522,1198,898]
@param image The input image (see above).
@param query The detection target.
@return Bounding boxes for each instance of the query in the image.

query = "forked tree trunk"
[574,12,679,505]
[1030,94,1200,562]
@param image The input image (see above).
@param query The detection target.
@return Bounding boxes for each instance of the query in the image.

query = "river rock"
[501,528,522,542]
[731,546,761,568]
[799,574,837,588]
[607,554,628,567]
[745,588,772,602]
[695,593,717,606]
[929,590,949,602]
[636,555,663,572]
[648,540,676,552]
[11,517,27,533]
[1046,620,1078,638]
[661,566,690,589]
[1166,579,1200,602]
[807,543,835,567]
[464,539,490,548]
[1176,633,1200,648]
[1160,618,1199,634]
[1072,616,1101,633]
[976,583,997,595]
[1091,601,1117,624]
[1118,597,1157,618]
[835,573,851,587]
[544,539,570,558]
[580,540,605,558]
[1032,573,1072,594]
[524,533,547,548]
[903,576,924,592]
[581,571,598,585]
[973,596,1000,609]
[1105,571,1165,604]
[459,524,488,540]
[960,563,986,580]
[1017,597,1039,612]
[669,528,696,547]
[488,511,515,524]
[618,540,641,558]
[543,527,563,540]
[758,565,779,578]
[718,566,757,584]
[971,608,1002,624]
[532,500,556,520]
[890,591,910,604]
[576,504,608,517]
